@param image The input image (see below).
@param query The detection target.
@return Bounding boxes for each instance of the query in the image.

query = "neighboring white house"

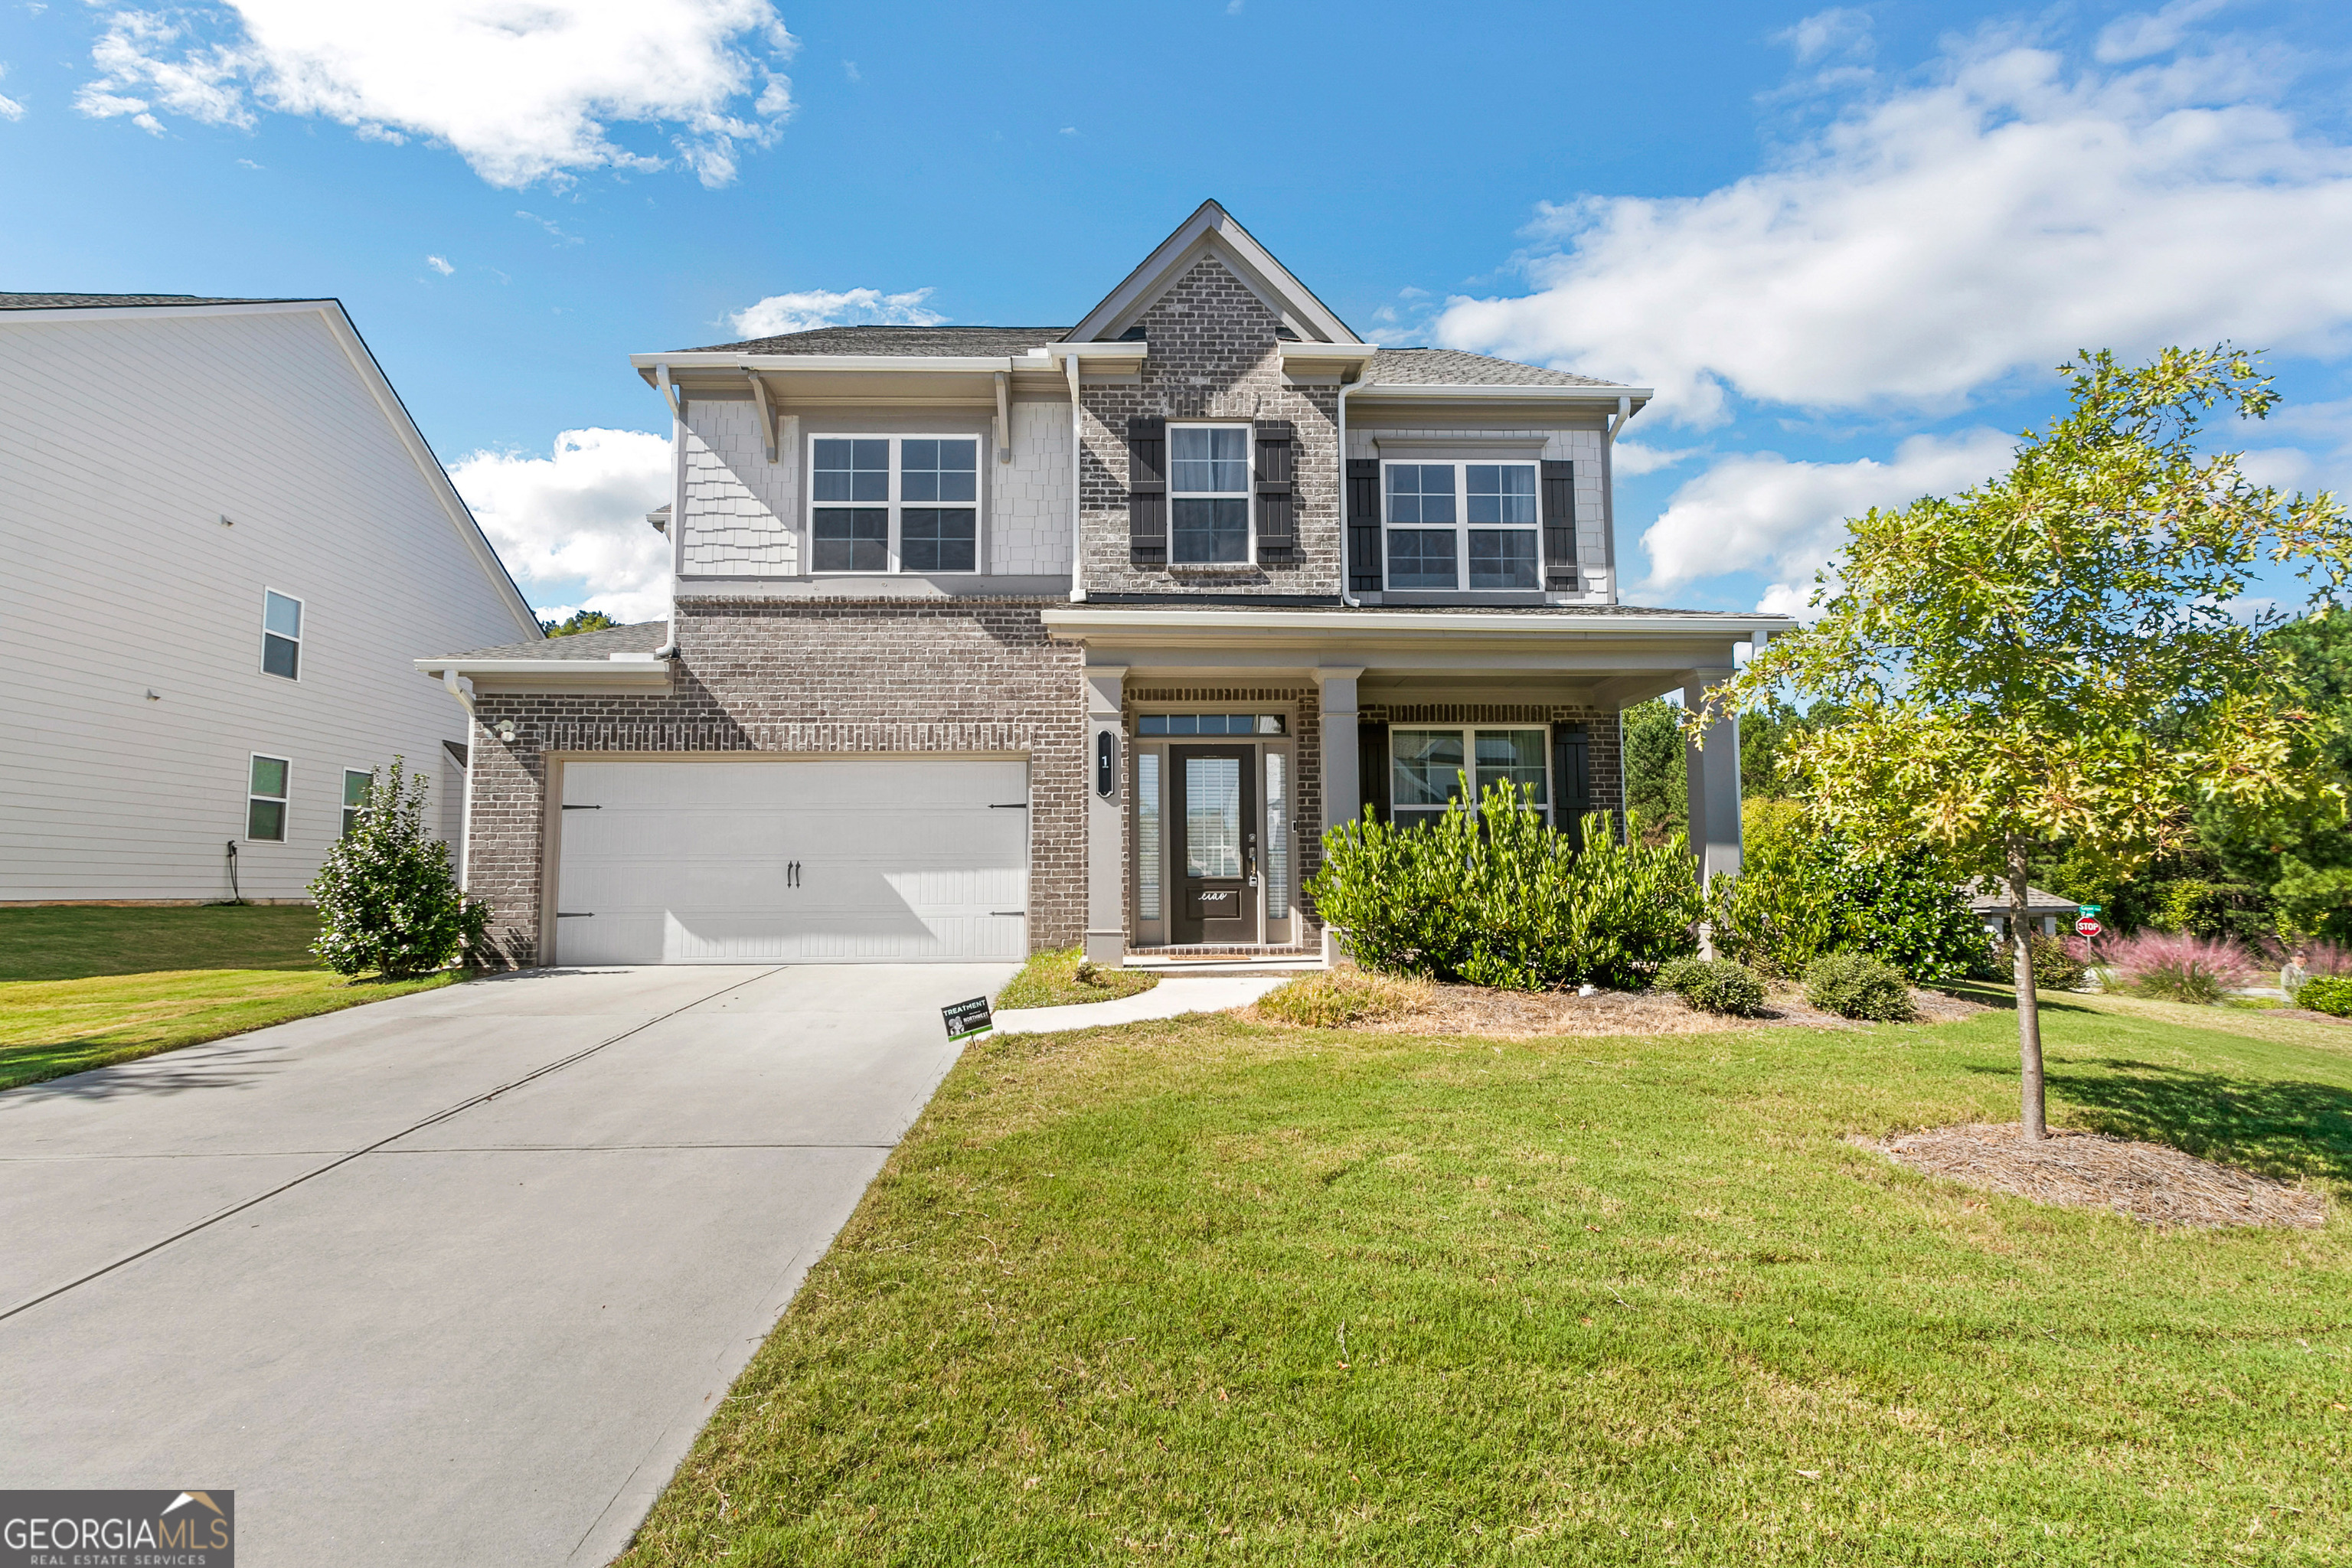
[0,294,541,903]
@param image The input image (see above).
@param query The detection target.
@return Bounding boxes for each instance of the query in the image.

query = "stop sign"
[2076,916,2102,937]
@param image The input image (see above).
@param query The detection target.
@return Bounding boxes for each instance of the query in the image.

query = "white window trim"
[247,752,291,843]
[1377,459,1543,592]
[805,433,985,575]
[260,587,304,681]
[1390,724,1552,824]
[1167,421,1255,567]
[341,767,373,837]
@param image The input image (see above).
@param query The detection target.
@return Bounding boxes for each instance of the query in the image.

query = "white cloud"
[1610,440,1700,476]
[426,253,453,276]
[2096,0,2235,64]
[1775,7,1873,66]
[0,61,24,121]
[1637,427,2015,607]
[448,429,674,625]
[1059,125,1076,136]
[1436,29,2352,426]
[516,209,582,244]
[841,60,858,82]
[74,2,797,188]
[727,286,942,338]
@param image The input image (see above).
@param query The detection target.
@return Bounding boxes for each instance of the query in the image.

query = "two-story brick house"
[418,202,1788,969]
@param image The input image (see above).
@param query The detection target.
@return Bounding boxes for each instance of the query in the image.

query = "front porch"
[1043,605,1788,968]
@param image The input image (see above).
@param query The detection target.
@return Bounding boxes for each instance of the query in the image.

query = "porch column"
[1084,665,1127,967]
[1682,675,1743,882]
[1315,668,1364,833]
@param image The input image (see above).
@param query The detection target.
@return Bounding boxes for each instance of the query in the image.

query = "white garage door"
[552,758,1029,965]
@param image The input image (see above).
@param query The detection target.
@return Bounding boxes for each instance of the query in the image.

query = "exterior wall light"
[494,719,518,743]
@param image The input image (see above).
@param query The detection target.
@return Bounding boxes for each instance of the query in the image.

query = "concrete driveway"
[0,962,1014,1566]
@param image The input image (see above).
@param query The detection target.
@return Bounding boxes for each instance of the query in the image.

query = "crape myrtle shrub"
[1707,812,1984,983]
[309,757,488,978]
[1306,781,1702,991]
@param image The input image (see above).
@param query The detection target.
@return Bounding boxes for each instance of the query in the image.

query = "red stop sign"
[2075,916,2102,937]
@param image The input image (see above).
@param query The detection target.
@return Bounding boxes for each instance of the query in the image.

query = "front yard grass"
[996,944,1160,1010]
[623,987,2352,1566]
[0,904,460,1092]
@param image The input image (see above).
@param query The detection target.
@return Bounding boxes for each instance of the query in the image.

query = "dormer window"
[1168,424,1250,564]
[1383,462,1540,590]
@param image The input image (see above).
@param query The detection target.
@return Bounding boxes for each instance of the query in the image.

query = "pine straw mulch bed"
[1338,980,1984,1039]
[1856,1123,2329,1230]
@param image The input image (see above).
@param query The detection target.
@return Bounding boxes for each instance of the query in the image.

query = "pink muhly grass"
[2089,929,2257,1004]
[2256,936,2352,978]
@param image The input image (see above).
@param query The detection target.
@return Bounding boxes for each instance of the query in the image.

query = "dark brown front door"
[1170,745,1259,945]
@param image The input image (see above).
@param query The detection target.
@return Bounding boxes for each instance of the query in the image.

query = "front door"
[1170,745,1259,945]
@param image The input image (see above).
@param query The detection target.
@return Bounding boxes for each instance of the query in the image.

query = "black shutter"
[1357,721,1390,825]
[1253,419,1295,560]
[1552,724,1592,848]
[1540,459,1576,592]
[1347,459,1381,593]
[1129,416,1166,565]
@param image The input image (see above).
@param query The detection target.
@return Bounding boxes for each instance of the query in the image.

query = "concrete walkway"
[992,975,1289,1035]
[0,962,1014,1567]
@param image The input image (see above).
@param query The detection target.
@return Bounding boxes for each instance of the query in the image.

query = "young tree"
[541,608,619,636]
[309,758,488,978]
[1697,347,2350,1138]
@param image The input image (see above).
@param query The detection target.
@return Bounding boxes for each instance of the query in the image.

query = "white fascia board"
[1351,384,1655,403]
[0,299,335,325]
[635,351,1037,377]
[1041,608,1795,638]
[1279,342,1380,364]
[413,657,671,681]
[1043,341,1149,360]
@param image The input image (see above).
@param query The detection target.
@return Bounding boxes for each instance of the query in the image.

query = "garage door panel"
[554,760,1029,965]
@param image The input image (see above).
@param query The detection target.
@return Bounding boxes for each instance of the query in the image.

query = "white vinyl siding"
[0,305,534,900]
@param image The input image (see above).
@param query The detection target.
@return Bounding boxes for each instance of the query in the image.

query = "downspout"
[1066,352,1085,603]
[1606,394,1634,444]
[1336,368,1363,607]
[654,362,684,659]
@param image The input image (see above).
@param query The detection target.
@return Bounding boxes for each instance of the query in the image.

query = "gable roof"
[0,292,295,310]
[1364,348,1628,389]
[1065,200,1360,345]
[432,621,668,662]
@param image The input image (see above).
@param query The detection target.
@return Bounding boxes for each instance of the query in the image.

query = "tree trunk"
[2007,830,2047,1141]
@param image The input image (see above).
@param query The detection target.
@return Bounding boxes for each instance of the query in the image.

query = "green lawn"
[622,988,2352,1566]
[0,905,461,1092]
[997,945,1160,1011]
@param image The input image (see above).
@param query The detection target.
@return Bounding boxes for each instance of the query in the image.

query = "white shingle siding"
[680,398,797,575]
[991,397,1071,577]
[0,305,537,901]
[1348,424,1615,603]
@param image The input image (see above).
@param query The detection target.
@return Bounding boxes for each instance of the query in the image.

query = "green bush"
[1803,951,1916,1022]
[2027,933,2092,991]
[309,758,488,978]
[1655,956,1767,1016]
[2294,975,2352,1017]
[1707,821,1981,984]
[1253,969,1432,1027]
[1305,781,1702,991]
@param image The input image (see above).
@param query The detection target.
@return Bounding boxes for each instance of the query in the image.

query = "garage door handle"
[556,912,594,918]
[561,804,600,810]
[990,802,1030,809]
[991,910,1025,916]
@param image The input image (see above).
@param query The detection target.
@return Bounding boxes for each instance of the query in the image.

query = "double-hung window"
[811,436,978,573]
[247,754,289,841]
[262,590,302,679]
[1168,424,1250,564]
[1390,727,1548,828]
[342,769,372,836]
[1383,462,1540,590]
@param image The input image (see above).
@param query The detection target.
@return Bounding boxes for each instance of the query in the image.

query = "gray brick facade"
[1077,255,1341,597]
[462,599,1084,965]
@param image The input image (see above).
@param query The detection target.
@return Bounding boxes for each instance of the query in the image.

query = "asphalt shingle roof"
[689,324,1070,355]
[439,622,668,661]
[1362,347,1625,388]
[1960,879,2082,915]
[0,292,293,310]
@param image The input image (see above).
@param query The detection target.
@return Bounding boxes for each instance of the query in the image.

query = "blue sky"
[5,0,2350,624]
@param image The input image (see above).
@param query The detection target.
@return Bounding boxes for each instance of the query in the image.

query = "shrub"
[2027,933,2093,991]
[1803,951,1916,1021]
[2295,975,2352,1017]
[1254,969,1433,1028]
[2089,929,2256,1004]
[1655,956,1766,1016]
[1707,822,1982,984]
[1306,782,1702,991]
[309,758,487,978]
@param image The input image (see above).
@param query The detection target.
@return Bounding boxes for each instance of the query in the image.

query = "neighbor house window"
[1390,727,1548,828]
[342,769,371,836]
[262,590,303,679]
[810,435,978,573]
[247,754,289,841]
[1168,424,1250,564]
[1383,463,1540,590]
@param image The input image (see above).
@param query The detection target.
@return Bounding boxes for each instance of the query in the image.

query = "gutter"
[1042,607,1798,637]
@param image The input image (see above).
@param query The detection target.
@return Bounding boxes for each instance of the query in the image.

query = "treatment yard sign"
[942,997,993,1042]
